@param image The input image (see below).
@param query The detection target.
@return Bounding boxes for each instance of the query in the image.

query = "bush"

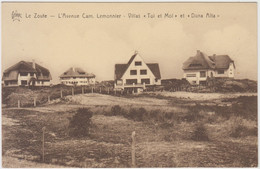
[230,125,257,138]
[127,108,147,121]
[191,123,209,141]
[68,108,93,137]
[110,105,124,116]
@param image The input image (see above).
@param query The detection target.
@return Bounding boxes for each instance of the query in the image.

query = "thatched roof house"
[3,60,52,87]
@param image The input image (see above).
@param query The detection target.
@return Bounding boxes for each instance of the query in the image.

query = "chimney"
[197,50,200,54]
[32,59,36,69]
[72,67,75,72]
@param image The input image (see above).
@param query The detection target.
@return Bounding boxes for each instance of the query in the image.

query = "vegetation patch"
[68,108,93,137]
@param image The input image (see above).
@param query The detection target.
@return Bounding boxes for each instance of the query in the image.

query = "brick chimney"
[32,59,36,69]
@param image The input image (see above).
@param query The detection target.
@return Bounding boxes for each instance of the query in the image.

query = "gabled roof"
[147,63,161,79]
[115,53,161,80]
[183,50,234,70]
[3,61,52,81]
[115,64,128,80]
[60,67,95,78]
[209,55,235,69]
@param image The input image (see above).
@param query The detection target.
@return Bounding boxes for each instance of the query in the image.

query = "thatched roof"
[183,50,234,70]
[115,54,161,80]
[60,67,95,78]
[209,54,235,69]
[3,61,52,81]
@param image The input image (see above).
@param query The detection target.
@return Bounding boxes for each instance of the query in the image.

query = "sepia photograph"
[1,2,258,168]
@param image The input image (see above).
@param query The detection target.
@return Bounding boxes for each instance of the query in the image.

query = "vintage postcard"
[1,2,258,168]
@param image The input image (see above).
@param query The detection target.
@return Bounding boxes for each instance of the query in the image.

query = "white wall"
[60,77,95,86]
[184,63,235,85]
[121,54,160,85]
[213,63,235,78]
[183,70,208,85]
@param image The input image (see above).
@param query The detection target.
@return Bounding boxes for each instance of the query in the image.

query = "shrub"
[110,105,124,116]
[191,123,209,141]
[230,125,257,138]
[127,108,147,121]
[68,108,93,137]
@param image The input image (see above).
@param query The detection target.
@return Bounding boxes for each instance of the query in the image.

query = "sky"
[2,3,257,84]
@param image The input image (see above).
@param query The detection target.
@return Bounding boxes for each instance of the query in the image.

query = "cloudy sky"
[2,3,257,83]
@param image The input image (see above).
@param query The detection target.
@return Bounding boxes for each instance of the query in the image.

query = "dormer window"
[189,63,202,67]
[135,61,142,66]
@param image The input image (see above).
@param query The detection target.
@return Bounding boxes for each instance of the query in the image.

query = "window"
[21,80,27,85]
[140,69,147,75]
[9,81,17,85]
[141,79,150,84]
[189,63,202,67]
[20,72,28,76]
[217,70,225,74]
[130,70,137,75]
[186,74,196,77]
[135,61,142,66]
[200,71,206,77]
[126,79,137,85]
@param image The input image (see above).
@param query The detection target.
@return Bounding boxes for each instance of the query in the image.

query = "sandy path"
[148,91,257,101]
[65,93,169,106]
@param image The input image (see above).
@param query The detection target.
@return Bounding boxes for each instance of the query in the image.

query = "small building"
[183,50,235,85]
[60,67,95,86]
[2,60,52,87]
[114,52,161,93]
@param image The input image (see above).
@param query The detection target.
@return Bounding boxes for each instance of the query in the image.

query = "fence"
[10,84,199,108]
[12,85,136,108]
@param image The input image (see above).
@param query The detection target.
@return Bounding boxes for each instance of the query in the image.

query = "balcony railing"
[114,83,146,89]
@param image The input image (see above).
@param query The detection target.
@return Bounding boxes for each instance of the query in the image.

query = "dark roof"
[3,61,52,81]
[147,63,161,79]
[115,64,128,80]
[183,50,215,70]
[60,67,95,78]
[209,55,235,69]
[183,50,234,70]
[115,54,161,80]
[127,53,137,64]
[4,61,37,73]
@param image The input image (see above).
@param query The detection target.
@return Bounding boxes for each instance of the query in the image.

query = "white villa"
[183,50,235,85]
[60,67,95,86]
[114,52,161,93]
[2,60,52,87]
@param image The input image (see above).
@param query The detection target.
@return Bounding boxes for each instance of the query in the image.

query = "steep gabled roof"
[115,64,128,80]
[209,55,235,69]
[147,63,161,79]
[115,53,161,80]
[60,67,95,78]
